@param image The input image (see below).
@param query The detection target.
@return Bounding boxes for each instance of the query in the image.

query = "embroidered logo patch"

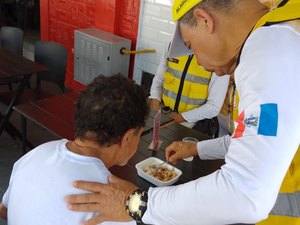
[244,115,258,127]
[233,103,278,138]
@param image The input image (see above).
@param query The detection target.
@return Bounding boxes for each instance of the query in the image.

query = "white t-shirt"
[2,139,136,225]
[142,21,300,225]
[149,52,230,125]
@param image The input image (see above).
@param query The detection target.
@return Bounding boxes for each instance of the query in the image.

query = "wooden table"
[13,92,174,149]
[0,48,48,137]
[13,92,224,186]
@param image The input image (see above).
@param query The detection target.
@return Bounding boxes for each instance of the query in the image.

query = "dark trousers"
[192,117,219,138]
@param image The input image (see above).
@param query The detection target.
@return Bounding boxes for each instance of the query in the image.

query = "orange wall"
[40,0,141,91]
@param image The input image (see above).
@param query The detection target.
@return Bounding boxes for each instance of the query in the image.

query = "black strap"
[193,117,219,138]
[174,54,194,112]
[278,0,289,7]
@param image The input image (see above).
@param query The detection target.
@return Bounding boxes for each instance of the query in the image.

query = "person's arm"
[149,51,168,104]
[149,53,167,111]
[167,112,186,123]
[165,140,198,164]
[66,176,137,225]
[0,203,7,220]
[165,135,231,164]
[197,134,231,160]
[182,73,230,122]
[142,25,300,225]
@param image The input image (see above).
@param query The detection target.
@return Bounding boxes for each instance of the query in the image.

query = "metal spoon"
[152,160,168,170]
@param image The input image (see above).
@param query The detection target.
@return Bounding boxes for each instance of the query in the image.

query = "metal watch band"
[125,188,148,223]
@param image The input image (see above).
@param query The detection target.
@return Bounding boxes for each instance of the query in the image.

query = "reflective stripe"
[163,89,206,106]
[270,191,300,217]
[167,67,210,85]
[163,55,211,113]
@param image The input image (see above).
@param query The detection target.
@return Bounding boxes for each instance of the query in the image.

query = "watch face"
[128,194,141,213]
[126,189,148,222]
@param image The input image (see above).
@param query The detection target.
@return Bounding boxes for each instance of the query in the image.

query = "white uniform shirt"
[149,52,230,124]
[2,139,136,225]
[143,21,300,225]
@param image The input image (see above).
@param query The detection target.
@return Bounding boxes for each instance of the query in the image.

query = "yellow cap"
[172,0,202,21]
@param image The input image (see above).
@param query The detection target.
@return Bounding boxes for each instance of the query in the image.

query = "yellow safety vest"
[232,1,300,224]
[162,55,211,113]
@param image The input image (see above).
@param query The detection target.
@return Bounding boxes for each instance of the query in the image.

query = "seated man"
[0,74,150,224]
[149,50,229,137]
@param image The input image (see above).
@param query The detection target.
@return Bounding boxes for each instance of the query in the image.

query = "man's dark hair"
[75,74,150,146]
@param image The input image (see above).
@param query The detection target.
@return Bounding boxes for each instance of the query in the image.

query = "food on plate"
[144,164,177,182]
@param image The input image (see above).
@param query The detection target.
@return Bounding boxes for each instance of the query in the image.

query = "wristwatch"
[125,188,148,223]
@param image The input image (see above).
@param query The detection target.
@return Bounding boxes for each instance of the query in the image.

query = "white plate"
[135,157,182,187]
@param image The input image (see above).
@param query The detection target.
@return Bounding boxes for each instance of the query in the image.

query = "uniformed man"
[65,1,300,224]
